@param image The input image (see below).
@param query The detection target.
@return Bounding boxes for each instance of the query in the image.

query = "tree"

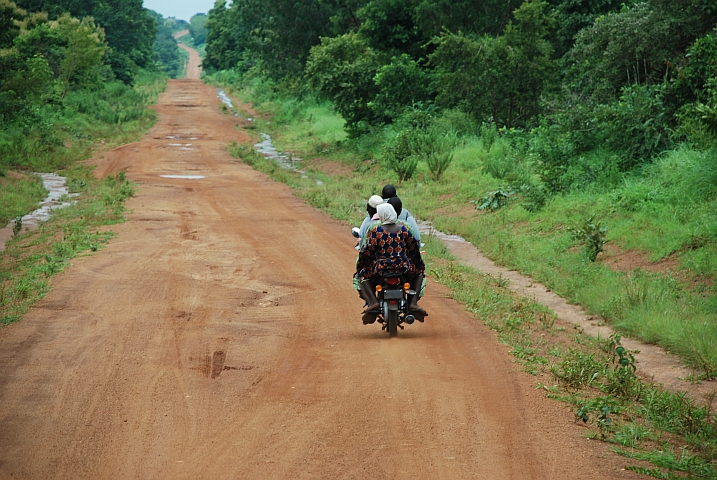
[566,4,675,100]
[13,0,157,83]
[189,13,207,45]
[370,54,435,121]
[305,33,385,136]
[0,0,25,48]
[430,1,555,128]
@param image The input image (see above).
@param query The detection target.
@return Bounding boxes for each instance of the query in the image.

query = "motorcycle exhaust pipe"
[404,314,415,325]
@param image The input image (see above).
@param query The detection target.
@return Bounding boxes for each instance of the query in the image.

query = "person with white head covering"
[355,203,427,324]
[358,195,385,240]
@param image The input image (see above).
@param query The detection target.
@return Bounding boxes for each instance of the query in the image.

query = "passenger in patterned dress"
[355,203,427,324]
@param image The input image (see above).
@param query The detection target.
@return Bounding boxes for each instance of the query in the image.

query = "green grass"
[0,174,46,226]
[1,169,135,324]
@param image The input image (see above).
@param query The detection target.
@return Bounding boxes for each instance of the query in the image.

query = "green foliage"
[370,54,435,121]
[571,215,608,262]
[14,0,157,83]
[422,130,456,181]
[357,0,422,58]
[429,1,555,129]
[474,188,516,211]
[567,4,675,99]
[550,0,623,57]
[0,0,25,48]
[575,396,618,439]
[204,0,339,79]
[149,10,185,79]
[305,33,384,136]
[381,128,419,182]
[189,13,207,45]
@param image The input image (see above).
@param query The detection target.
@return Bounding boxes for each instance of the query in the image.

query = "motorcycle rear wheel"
[387,309,398,337]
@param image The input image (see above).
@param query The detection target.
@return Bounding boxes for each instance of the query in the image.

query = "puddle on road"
[0,173,78,251]
[166,135,200,141]
[159,175,206,179]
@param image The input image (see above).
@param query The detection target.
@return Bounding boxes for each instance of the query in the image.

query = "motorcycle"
[352,228,421,337]
[373,272,418,337]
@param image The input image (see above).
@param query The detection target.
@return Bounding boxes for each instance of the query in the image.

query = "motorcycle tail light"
[375,285,383,292]
[386,277,400,285]
[403,283,411,291]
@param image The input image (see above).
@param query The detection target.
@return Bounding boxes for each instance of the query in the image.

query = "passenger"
[357,195,384,241]
[382,184,421,242]
[387,196,420,240]
[356,203,427,324]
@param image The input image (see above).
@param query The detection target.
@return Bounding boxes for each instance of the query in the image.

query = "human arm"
[399,209,421,241]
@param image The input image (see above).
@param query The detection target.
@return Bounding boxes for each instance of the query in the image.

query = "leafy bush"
[424,131,456,181]
[381,129,418,182]
[571,216,609,262]
[370,54,436,122]
[474,187,516,211]
[305,33,385,137]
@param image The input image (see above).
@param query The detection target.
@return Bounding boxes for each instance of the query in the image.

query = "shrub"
[381,129,418,182]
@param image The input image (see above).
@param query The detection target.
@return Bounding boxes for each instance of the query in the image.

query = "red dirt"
[0,77,648,478]
[599,243,680,274]
[175,34,202,80]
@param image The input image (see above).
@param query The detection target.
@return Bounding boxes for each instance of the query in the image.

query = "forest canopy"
[203,0,717,193]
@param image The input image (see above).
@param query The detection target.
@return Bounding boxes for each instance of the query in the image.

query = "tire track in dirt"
[0,78,644,479]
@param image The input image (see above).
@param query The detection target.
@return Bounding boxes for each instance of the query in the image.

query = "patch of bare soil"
[302,156,355,177]
[599,242,680,274]
[0,80,645,478]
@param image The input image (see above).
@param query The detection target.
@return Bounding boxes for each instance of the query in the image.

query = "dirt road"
[174,30,202,80]
[0,77,643,479]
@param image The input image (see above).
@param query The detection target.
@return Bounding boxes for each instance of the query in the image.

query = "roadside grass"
[1,169,135,325]
[0,71,165,325]
[0,174,47,227]
[213,75,717,476]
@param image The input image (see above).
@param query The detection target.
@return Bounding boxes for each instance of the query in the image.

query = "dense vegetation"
[151,12,188,79]
[0,0,185,183]
[204,0,717,165]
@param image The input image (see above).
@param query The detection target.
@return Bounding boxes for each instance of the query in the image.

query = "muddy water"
[0,173,78,251]
[216,88,315,178]
[217,89,253,121]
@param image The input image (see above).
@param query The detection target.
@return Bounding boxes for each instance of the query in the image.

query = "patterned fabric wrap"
[356,225,425,281]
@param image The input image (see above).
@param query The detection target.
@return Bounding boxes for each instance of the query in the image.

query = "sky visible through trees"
[142,0,212,21]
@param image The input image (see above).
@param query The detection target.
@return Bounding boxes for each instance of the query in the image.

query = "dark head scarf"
[387,196,402,216]
[381,184,397,199]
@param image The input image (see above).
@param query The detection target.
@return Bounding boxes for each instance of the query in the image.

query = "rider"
[356,203,427,324]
